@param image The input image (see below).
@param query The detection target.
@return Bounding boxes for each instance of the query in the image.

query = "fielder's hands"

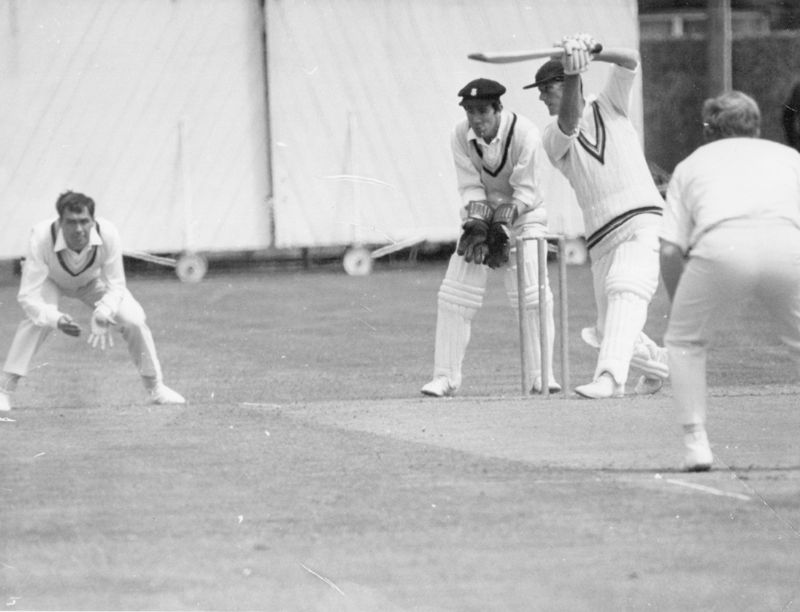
[57,314,82,337]
[88,306,116,350]
[456,200,493,265]
[485,202,518,269]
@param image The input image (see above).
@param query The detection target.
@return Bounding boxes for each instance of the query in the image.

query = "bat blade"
[468,43,602,64]
[468,47,562,64]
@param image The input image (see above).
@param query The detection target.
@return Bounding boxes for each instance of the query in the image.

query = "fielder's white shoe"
[150,384,186,405]
[683,430,713,472]
[634,374,663,396]
[421,377,456,398]
[531,377,562,394]
[0,391,10,412]
[575,373,624,399]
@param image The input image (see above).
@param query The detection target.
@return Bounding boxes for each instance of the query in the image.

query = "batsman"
[525,34,668,398]
[421,78,558,397]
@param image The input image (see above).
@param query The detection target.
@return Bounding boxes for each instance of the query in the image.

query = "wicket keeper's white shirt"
[452,109,547,226]
[543,65,663,252]
[18,216,127,328]
[661,137,800,254]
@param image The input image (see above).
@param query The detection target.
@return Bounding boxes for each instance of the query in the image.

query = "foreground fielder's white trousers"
[665,220,800,426]
[3,277,163,382]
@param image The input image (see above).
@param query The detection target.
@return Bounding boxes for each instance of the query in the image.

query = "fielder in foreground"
[0,191,185,412]
[525,34,668,399]
[421,78,558,397]
[660,91,800,471]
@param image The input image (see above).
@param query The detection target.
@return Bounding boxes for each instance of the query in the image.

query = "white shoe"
[0,391,10,412]
[683,430,713,472]
[421,377,456,397]
[531,376,562,394]
[150,384,186,405]
[575,373,624,399]
[634,375,663,395]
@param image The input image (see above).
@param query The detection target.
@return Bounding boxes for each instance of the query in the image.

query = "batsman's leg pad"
[581,326,601,349]
[630,332,670,379]
[604,234,660,302]
[595,291,648,384]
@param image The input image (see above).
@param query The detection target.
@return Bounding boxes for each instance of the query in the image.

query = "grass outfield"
[0,258,798,611]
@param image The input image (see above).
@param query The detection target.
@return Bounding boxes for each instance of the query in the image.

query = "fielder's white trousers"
[665,220,800,426]
[3,277,163,383]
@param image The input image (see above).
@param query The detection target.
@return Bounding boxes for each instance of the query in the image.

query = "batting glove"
[567,33,599,53]
[561,38,591,75]
[88,305,116,351]
[456,200,493,265]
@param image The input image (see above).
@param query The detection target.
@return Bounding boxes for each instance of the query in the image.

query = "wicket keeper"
[421,78,558,397]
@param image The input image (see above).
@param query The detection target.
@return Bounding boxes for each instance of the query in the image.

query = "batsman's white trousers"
[591,227,661,384]
[665,220,800,426]
[431,224,555,390]
[3,277,163,382]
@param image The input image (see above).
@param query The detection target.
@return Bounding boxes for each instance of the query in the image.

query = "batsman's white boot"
[0,391,10,412]
[575,372,624,399]
[421,376,456,398]
[634,375,663,396]
[683,430,713,472]
[150,383,186,405]
[531,376,562,394]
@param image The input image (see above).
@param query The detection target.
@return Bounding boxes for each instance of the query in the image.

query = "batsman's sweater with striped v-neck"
[542,64,662,258]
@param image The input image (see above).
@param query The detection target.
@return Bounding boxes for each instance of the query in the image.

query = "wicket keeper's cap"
[522,59,565,90]
[458,78,506,106]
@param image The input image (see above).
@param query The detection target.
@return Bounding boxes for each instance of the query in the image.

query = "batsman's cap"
[522,59,565,90]
[458,78,506,106]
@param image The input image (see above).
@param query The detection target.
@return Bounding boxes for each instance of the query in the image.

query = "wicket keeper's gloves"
[456,200,493,265]
[485,202,517,269]
[88,305,116,350]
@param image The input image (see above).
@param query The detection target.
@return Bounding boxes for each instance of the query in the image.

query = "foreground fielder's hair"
[56,191,95,219]
[702,91,761,140]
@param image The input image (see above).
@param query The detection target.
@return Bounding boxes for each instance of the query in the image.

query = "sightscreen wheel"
[342,246,373,276]
[175,252,208,283]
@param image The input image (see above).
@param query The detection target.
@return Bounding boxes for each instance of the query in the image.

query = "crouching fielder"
[0,191,185,412]
[525,35,668,399]
[660,91,800,471]
[421,78,558,397]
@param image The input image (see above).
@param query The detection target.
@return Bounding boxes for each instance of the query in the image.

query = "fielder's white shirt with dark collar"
[18,216,126,328]
[451,108,547,226]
